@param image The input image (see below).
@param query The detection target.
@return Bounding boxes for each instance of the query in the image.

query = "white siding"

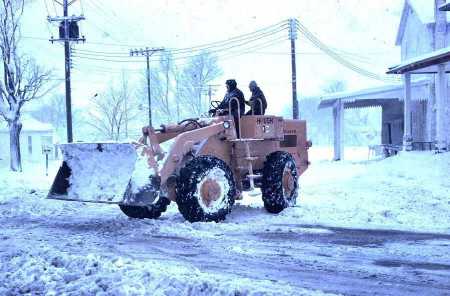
[401,7,434,61]
[0,130,54,164]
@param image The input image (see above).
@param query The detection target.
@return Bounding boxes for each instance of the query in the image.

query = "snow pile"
[0,150,449,294]
[1,150,449,234]
[61,143,137,202]
[169,150,449,235]
[0,247,332,296]
[0,160,70,218]
[282,151,450,233]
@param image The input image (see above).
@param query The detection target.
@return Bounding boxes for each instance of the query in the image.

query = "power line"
[67,20,288,50]
[83,0,143,44]
[83,19,123,43]
[70,34,288,76]
[219,35,287,61]
[166,21,288,54]
[295,21,401,83]
[296,22,400,82]
[37,11,400,85]
[22,34,396,62]
[73,28,288,62]
[71,54,139,63]
[66,23,287,63]
[42,0,57,37]
[69,48,129,56]
[70,37,287,79]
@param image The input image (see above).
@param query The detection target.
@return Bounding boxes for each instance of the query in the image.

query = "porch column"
[333,99,344,160]
[403,73,412,151]
[435,63,447,150]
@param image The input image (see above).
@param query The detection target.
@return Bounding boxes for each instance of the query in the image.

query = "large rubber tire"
[176,155,236,222]
[261,151,299,214]
[119,177,170,219]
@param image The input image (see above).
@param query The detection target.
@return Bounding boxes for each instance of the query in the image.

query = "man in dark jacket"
[215,79,246,116]
[209,79,245,137]
[246,80,267,115]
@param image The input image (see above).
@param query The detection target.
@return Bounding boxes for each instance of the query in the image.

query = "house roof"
[0,116,53,133]
[318,79,430,110]
[387,46,450,74]
[396,0,435,46]
[440,2,450,11]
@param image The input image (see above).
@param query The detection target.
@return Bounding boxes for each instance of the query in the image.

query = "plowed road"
[2,203,450,296]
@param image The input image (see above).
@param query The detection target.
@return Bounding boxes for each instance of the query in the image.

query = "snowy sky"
[21,0,404,114]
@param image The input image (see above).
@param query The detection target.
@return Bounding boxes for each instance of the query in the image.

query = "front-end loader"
[48,98,311,222]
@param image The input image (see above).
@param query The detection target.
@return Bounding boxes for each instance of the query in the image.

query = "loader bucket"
[48,143,138,203]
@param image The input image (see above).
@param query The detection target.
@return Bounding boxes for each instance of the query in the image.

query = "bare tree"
[31,94,66,130]
[0,0,52,171]
[137,52,178,126]
[137,51,222,125]
[322,79,347,94]
[157,52,174,121]
[145,52,173,124]
[30,94,85,141]
[88,74,139,141]
[177,51,222,117]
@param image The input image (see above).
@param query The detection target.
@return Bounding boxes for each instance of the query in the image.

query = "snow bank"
[0,247,332,296]
[286,151,450,233]
[157,151,450,236]
[0,150,448,294]
[1,149,449,234]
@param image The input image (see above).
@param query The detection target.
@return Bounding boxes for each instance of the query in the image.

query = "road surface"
[1,202,449,295]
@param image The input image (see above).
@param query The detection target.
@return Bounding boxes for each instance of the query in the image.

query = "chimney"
[435,0,447,49]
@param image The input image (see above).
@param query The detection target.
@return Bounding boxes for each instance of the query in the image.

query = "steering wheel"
[210,100,221,109]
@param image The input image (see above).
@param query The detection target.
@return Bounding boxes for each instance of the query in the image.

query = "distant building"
[0,116,56,164]
[319,0,450,159]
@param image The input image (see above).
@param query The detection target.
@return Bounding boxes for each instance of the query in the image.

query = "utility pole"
[130,47,164,127]
[48,0,85,143]
[208,85,212,105]
[206,84,220,106]
[289,18,299,119]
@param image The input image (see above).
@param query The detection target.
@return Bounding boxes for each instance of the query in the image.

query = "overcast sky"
[21,0,404,114]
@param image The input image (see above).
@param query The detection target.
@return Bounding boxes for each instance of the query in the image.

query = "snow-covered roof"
[440,2,450,11]
[318,79,431,109]
[0,116,53,133]
[396,0,435,46]
[409,0,435,23]
[387,46,450,74]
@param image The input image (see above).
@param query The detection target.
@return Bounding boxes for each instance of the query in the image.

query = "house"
[0,116,56,164]
[319,0,450,159]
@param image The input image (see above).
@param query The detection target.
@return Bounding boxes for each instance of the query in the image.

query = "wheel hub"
[200,179,222,207]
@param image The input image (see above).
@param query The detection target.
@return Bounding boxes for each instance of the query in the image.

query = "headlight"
[223,121,231,129]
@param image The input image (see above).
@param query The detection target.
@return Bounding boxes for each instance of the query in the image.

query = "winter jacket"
[247,86,267,115]
[217,87,246,116]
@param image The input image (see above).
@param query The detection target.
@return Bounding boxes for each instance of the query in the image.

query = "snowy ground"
[1,148,450,295]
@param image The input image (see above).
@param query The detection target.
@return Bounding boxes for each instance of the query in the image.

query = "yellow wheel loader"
[48,99,311,222]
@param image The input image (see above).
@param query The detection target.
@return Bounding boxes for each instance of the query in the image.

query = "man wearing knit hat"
[246,80,267,115]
